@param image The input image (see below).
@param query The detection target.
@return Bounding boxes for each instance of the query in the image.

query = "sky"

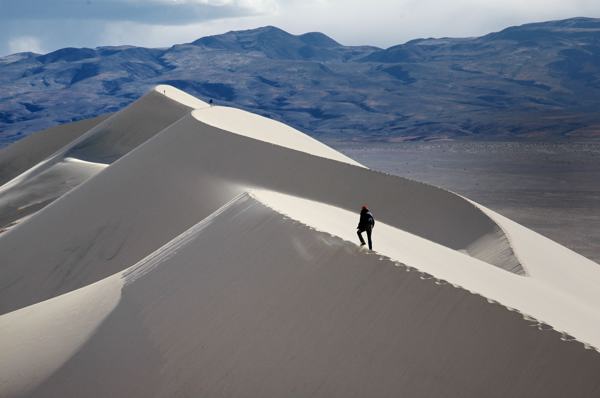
[1,0,599,56]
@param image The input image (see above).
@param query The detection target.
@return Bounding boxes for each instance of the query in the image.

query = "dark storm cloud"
[0,0,255,24]
[0,0,266,55]
[1,0,599,56]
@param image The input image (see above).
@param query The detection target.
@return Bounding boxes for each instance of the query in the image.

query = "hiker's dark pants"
[357,227,372,250]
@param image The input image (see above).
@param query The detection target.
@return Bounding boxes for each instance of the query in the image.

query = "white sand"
[193,106,363,166]
[2,193,599,397]
[0,275,122,396]
[472,201,600,313]
[0,85,204,231]
[250,189,600,350]
[0,115,109,186]
[0,157,106,228]
[1,84,600,397]
[154,84,209,109]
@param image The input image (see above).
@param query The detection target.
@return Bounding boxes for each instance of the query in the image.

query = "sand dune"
[0,276,122,397]
[0,115,108,186]
[0,158,106,230]
[1,85,599,397]
[0,85,207,231]
[251,189,600,348]
[3,194,600,397]
[193,106,363,167]
[0,108,520,315]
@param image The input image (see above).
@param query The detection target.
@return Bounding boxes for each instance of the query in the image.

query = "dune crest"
[0,86,204,231]
[1,85,599,397]
[192,106,362,166]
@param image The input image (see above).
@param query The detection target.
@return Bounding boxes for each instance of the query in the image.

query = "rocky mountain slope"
[1,17,599,145]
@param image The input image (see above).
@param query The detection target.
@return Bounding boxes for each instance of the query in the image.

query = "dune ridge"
[0,106,523,315]
[2,192,600,397]
[0,85,206,231]
[1,85,599,397]
[249,189,600,350]
[0,115,109,186]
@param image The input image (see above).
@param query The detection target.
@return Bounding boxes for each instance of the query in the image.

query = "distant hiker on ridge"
[357,205,375,250]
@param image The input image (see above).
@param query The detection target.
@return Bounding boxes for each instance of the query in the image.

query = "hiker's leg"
[367,228,372,250]
[357,229,366,245]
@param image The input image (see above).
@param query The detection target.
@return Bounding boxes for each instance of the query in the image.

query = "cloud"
[1,0,599,56]
[227,0,600,47]
[7,36,44,54]
[0,0,268,24]
[0,0,277,55]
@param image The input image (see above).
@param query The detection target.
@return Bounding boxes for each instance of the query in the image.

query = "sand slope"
[0,115,109,186]
[1,194,598,398]
[0,276,122,397]
[0,158,106,231]
[0,108,521,315]
[1,85,599,397]
[0,86,207,230]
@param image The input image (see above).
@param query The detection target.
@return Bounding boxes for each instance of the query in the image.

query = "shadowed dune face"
[0,89,204,231]
[0,111,521,315]
[63,89,204,164]
[189,112,521,273]
[0,275,122,397]
[0,115,109,186]
[0,158,105,231]
[1,85,600,397]
[19,195,600,398]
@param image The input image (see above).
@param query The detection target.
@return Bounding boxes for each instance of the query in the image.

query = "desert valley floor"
[334,141,600,265]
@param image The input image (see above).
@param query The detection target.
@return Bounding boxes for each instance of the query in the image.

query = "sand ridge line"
[247,188,600,353]
[122,191,251,285]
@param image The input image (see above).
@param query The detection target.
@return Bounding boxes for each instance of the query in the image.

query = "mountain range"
[1,17,600,146]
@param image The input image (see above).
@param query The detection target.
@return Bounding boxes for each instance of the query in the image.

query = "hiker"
[357,205,375,250]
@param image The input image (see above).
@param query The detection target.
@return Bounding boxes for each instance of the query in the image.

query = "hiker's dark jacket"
[357,209,375,230]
